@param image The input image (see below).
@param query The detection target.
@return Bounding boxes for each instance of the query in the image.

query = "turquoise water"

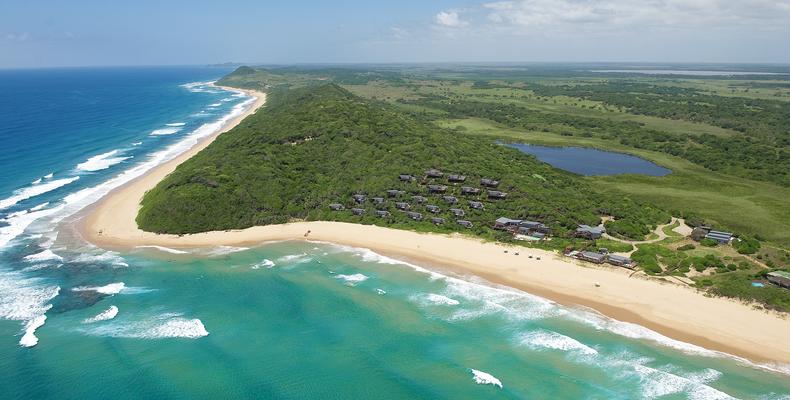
[508,144,672,176]
[0,68,788,399]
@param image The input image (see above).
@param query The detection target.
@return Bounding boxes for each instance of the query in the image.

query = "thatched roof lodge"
[448,174,466,183]
[520,220,551,234]
[399,174,415,182]
[431,217,445,225]
[457,220,473,228]
[469,201,485,210]
[575,224,605,239]
[494,217,521,230]
[427,184,447,193]
[460,186,481,195]
[450,208,465,217]
[375,210,391,218]
[488,190,507,199]
[607,254,635,269]
[577,251,606,264]
[329,203,345,211]
[443,195,458,204]
[425,205,441,213]
[395,202,411,210]
[352,194,366,204]
[412,195,427,203]
[387,189,405,197]
[372,197,385,204]
[480,178,499,187]
[406,211,423,221]
[767,271,790,288]
[351,208,366,215]
[425,169,443,178]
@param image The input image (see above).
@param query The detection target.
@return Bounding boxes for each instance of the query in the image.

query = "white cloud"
[481,0,790,33]
[435,10,470,28]
[4,32,31,42]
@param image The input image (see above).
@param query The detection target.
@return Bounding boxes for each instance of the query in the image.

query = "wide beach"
[76,87,790,368]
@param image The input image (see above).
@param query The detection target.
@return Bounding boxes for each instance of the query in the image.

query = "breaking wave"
[87,313,209,339]
[519,330,598,355]
[84,305,119,323]
[72,282,125,295]
[150,127,182,136]
[19,315,47,347]
[0,177,79,210]
[251,259,275,269]
[135,245,189,254]
[335,273,369,285]
[470,369,502,388]
[76,150,131,172]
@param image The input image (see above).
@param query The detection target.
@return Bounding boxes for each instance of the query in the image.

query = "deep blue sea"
[0,67,788,399]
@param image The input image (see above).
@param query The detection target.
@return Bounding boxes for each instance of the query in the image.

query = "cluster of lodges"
[566,249,636,269]
[767,271,790,289]
[327,169,505,230]
[492,217,552,241]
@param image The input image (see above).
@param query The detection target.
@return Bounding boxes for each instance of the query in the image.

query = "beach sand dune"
[75,86,790,366]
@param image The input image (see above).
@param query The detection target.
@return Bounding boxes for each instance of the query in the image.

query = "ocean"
[0,67,787,399]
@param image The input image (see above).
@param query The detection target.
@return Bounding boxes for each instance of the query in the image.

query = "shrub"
[677,244,695,251]
[700,238,718,247]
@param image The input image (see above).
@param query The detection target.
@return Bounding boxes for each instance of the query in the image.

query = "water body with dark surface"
[508,144,672,176]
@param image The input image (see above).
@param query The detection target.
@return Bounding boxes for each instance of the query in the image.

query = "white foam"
[132,141,143,146]
[31,178,42,185]
[19,315,46,347]
[72,282,125,295]
[204,246,249,256]
[424,293,460,306]
[0,271,59,321]
[135,245,189,254]
[149,127,182,136]
[251,259,275,269]
[71,250,129,267]
[519,330,598,355]
[208,103,221,107]
[84,305,118,323]
[0,177,79,210]
[470,369,502,388]
[23,249,63,263]
[335,273,369,285]
[630,363,734,399]
[0,204,65,247]
[43,173,53,179]
[76,150,132,172]
[89,313,209,339]
[376,288,387,295]
[29,202,49,211]
[165,122,186,127]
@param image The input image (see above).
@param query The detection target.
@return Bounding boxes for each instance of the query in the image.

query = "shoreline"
[73,86,790,368]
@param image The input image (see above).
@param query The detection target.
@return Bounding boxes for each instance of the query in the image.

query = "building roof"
[577,224,605,234]
[768,271,790,279]
[495,217,522,225]
[608,254,632,263]
[579,251,606,261]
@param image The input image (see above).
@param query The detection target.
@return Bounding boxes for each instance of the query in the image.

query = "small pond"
[508,144,672,176]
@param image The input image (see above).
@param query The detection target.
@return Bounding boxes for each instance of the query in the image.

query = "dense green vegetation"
[149,64,790,311]
[138,83,667,242]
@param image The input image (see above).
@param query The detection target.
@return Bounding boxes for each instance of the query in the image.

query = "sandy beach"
[75,87,790,368]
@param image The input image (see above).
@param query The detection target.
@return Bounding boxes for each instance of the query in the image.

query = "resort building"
[705,230,733,244]
[468,201,485,210]
[372,197,385,205]
[575,224,606,239]
[387,189,405,198]
[399,174,415,182]
[488,190,507,199]
[480,178,499,187]
[443,195,458,204]
[450,208,465,217]
[494,217,522,230]
[329,203,345,211]
[607,254,635,269]
[406,211,423,221]
[375,210,390,218]
[426,169,444,178]
[351,208,365,215]
[457,220,473,229]
[431,217,445,225]
[412,195,427,203]
[425,205,441,214]
[448,174,466,183]
[427,185,447,193]
[519,220,551,234]
[767,271,790,289]
[460,187,481,195]
[352,194,366,204]
[395,202,411,210]
[577,251,606,264]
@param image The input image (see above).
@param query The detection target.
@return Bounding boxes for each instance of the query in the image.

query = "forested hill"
[137,83,666,240]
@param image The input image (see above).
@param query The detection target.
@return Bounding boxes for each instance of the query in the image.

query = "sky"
[1,0,790,68]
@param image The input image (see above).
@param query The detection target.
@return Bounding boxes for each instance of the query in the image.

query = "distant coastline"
[73,83,790,368]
